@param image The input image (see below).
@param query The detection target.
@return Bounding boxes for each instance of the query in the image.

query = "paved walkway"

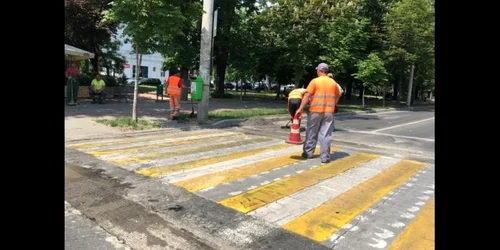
[65,96,286,140]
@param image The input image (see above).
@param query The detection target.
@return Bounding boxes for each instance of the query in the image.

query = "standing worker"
[65,62,80,105]
[166,70,188,120]
[287,88,307,127]
[295,63,342,163]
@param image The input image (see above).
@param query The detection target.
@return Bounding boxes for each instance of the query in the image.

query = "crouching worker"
[166,70,188,120]
[287,88,307,126]
[89,73,106,104]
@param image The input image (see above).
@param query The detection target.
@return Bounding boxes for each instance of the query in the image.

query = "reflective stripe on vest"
[167,76,182,96]
[308,78,338,113]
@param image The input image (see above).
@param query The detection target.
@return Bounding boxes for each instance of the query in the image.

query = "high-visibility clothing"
[306,76,341,113]
[166,75,182,96]
[288,88,306,99]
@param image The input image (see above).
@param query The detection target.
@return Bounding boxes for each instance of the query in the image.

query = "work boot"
[301,152,313,159]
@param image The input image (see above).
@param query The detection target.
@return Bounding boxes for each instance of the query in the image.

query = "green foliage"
[352,53,388,90]
[105,0,187,54]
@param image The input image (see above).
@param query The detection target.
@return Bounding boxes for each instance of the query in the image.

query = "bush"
[103,75,118,86]
[77,74,92,86]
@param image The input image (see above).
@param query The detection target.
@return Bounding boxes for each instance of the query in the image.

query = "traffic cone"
[285,114,303,144]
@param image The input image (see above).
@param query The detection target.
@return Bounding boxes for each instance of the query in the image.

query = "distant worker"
[89,73,106,104]
[287,88,307,126]
[166,70,188,120]
[295,63,342,163]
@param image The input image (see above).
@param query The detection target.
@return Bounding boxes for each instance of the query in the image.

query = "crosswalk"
[67,129,435,250]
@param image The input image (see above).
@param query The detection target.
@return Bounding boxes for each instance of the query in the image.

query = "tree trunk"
[382,83,386,107]
[361,83,365,108]
[358,82,364,100]
[215,55,228,95]
[90,56,99,74]
[132,44,140,122]
[180,67,190,101]
[395,72,403,103]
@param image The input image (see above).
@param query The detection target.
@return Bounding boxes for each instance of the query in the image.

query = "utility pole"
[210,8,218,84]
[407,63,415,107]
[198,0,214,122]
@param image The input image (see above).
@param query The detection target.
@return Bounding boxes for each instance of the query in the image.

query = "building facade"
[112,28,167,83]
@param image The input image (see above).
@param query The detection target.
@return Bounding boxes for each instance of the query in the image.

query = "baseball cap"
[315,63,329,71]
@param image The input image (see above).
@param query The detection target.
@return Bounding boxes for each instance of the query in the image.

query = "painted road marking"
[323,165,435,249]
[87,132,246,158]
[282,159,428,242]
[372,117,435,133]
[126,139,282,171]
[135,143,293,178]
[248,157,401,226]
[68,129,223,150]
[173,147,329,192]
[107,136,272,166]
[217,153,379,213]
[161,144,305,183]
[342,129,435,142]
[387,197,435,250]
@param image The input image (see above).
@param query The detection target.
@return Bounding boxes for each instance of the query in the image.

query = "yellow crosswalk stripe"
[217,153,379,213]
[86,133,247,157]
[282,159,428,242]
[388,197,435,250]
[136,143,293,178]
[173,147,338,192]
[108,136,273,166]
[68,129,221,150]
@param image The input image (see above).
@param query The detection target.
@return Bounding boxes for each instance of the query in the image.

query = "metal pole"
[197,0,214,122]
[407,64,415,107]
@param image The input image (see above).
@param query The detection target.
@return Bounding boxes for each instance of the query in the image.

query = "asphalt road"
[333,109,434,160]
[65,107,435,250]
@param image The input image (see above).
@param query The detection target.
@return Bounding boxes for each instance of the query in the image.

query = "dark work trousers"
[288,98,302,126]
[303,112,335,162]
[66,77,79,104]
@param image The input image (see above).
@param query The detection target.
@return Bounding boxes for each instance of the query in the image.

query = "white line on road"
[342,129,435,142]
[371,117,435,133]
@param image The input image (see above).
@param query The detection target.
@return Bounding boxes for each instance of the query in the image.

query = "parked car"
[139,78,161,86]
[126,77,142,85]
[224,82,235,90]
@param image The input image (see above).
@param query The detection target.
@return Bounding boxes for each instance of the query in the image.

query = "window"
[132,65,148,78]
[161,70,165,77]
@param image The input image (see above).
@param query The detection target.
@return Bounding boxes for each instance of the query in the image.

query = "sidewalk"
[65,95,434,141]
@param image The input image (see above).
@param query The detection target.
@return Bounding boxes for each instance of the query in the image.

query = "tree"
[105,0,186,121]
[352,53,388,107]
[65,0,118,71]
[161,0,203,101]
[99,39,126,77]
[382,0,434,102]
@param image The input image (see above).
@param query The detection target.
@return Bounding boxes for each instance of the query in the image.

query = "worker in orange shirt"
[295,63,342,163]
[166,70,188,120]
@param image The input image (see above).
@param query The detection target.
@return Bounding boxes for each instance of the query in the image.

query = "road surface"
[65,108,434,250]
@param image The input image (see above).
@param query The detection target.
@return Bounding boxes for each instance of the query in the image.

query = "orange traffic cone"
[285,114,303,144]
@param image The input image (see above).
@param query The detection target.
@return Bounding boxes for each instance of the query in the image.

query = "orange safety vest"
[306,76,340,113]
[166,75,182,96]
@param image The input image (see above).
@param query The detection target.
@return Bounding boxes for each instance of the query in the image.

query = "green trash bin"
[191,76,203,101]
[156,83,164,102]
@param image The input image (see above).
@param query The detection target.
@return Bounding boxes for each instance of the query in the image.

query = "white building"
[111,27,167,83]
